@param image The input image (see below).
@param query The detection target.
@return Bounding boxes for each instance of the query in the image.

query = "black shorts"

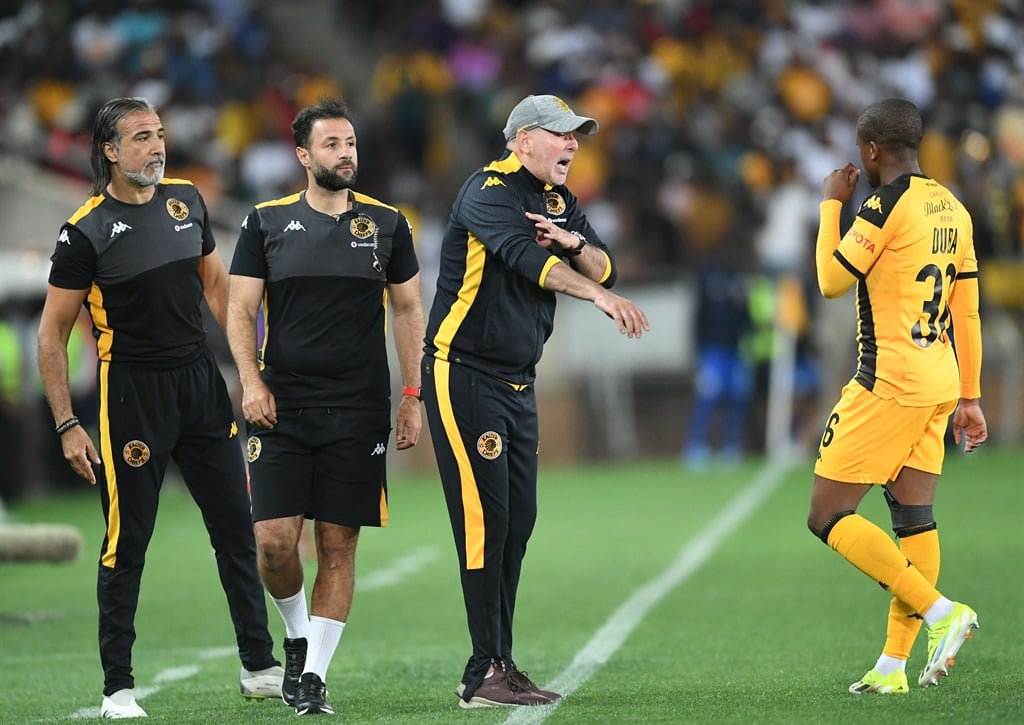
[246,407,391,527]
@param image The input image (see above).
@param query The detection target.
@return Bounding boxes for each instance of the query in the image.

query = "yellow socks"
[883,529,940,659]
[827,514,940,615]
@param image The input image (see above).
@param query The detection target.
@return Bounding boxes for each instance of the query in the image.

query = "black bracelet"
[55,417,81,435]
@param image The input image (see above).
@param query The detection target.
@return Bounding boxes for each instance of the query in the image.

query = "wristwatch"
[564,231,587,257]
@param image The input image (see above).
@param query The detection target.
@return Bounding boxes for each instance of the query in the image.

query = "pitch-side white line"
[503,461,793,725]
[357,545,439,591]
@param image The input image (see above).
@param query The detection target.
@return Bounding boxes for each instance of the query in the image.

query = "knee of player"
[809,509,855,545]
[885,494,936,538]
[255,535,297,568]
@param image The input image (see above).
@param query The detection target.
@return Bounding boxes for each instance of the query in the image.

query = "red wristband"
[402,386,421,400]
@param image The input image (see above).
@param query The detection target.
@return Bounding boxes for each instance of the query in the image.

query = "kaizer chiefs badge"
[123,440,150,467]
[544,192,566,215]
[166,198,189,221]
[247,436,262,463]
[477,431,502,460]
[350,215,376,239]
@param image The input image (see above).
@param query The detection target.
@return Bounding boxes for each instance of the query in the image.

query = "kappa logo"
[283,220,307,232]
[371,442,386,456]
[110,221,132,237]
[862,195,883,213]
[123,440,150,467]
[57,229,70,245]
[481,177,506,190]
[477,431,502,460]
[229,421,238,438]
[247,436,262,462]
[240,216,248,229]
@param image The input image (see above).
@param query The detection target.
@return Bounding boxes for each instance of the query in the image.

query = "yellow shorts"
[813,382,957,484]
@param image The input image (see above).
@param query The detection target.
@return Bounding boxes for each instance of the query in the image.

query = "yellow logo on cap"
[553,97,571,112]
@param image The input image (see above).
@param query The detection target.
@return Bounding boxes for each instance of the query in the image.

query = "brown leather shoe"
[456,668,552,708]
[507,666,563,703]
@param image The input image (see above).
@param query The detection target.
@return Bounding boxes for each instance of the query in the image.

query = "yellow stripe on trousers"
[435,359,486,569]
[98,360,120,568]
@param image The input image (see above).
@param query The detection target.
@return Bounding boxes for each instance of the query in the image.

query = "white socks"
[272,588,346,681]
[874,654,906,675]
[923,596,954,626]
[303,615,345,680]
[272,587,310,640]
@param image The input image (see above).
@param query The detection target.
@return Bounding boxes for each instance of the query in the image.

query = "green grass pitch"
[1,445,1021,723]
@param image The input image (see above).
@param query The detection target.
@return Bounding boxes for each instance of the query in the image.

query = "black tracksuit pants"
[421,356,539,699]
[95,348,275,695]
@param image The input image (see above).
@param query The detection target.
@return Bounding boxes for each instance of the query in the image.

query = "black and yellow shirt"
[817,173,981,405]
[424,150,616,384]
[48,179,215,367]
[230,190,418,409]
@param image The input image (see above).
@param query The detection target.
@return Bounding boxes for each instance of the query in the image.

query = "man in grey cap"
[422,94,649,709]
[502,94,600,139]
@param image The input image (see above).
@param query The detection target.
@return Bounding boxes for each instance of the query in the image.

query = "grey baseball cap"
[502,95,599,141]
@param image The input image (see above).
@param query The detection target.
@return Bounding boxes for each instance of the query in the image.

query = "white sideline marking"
[503,462,793,725]
[63,548,438,719]
[153,665,200,682]
[357,546,439,591]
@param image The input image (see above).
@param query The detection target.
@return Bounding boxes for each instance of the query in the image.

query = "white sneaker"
[101,689,147,718]
[240,664,284,699]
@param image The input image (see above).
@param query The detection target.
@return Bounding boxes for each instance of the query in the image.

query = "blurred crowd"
[1,0,1023,494]
[360,0,1024,280]
[2,0,1021,269]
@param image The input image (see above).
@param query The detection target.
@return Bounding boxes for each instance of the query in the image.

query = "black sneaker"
[282,637,308,707]
[295,672,334,715]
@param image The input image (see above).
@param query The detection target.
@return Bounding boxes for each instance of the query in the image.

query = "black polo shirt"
[48,179,215,367]
[230,189,419,409]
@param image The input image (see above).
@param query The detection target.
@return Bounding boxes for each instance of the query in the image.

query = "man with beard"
[226,97,425,716]
[37,97,282,719]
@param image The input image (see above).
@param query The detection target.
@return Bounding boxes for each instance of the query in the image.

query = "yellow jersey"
[816,173,982,406]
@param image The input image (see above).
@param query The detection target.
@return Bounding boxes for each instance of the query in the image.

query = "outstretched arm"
[540,261,649,339]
